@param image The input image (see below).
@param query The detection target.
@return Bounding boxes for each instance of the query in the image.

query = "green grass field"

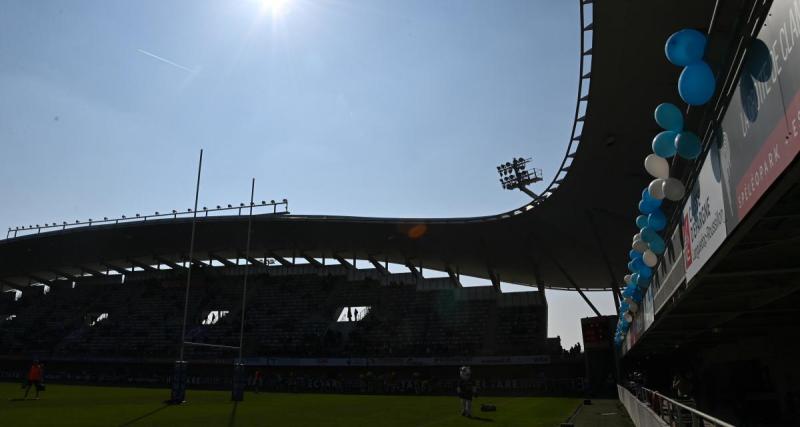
[1,382,580,426]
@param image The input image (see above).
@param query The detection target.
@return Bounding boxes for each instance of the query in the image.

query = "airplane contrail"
[137,49,196,74]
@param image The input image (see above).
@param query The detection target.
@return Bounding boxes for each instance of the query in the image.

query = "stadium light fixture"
[496,157,542,199]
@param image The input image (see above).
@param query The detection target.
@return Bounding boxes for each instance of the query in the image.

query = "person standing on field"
[23,360,44,400]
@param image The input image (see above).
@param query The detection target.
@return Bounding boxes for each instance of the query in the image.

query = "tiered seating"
[0,267,547,359]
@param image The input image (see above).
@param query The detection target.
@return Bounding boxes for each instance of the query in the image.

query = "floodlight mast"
[496,157,543,199]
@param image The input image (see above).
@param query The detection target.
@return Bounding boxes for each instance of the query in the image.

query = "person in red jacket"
[23,361,44,399]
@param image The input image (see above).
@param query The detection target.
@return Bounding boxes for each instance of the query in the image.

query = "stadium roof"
[0,1,720,293]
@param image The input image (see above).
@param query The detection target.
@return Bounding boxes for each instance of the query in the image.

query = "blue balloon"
[639,200,659,214]
[627,260,637,273]
[652,130,678,158]
[638,265,653,279]
[636,215,649,229]
[637,274,652,289]
[640,226,659,243]
[648,210,667,231]
[630,249,643,260]
[641,189,663,208]
[675,131,702,159]
[654,103,683,131]
[665,29,707,66]
[631,257,646,272]
[679,62,716,106]
[649,235,667,255]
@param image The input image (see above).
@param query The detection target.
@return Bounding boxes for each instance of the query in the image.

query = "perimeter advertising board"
[718,0,800,232]
[683,144,728,282]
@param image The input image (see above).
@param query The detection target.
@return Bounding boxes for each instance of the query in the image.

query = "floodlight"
[270,200,275,204]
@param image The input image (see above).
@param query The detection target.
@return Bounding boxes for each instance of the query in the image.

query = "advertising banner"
[718,0,800,232]
[683,143,728,282]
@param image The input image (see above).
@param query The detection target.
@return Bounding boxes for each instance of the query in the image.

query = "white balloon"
[624,297,633,305]
[644,154,670,179]
[648,179,666,200]
[632,239,648,252]
[642,249,658,267]
[629,301,639,313]
[662,177,686,201]
[624,312,633,323]
[623,274,632,284]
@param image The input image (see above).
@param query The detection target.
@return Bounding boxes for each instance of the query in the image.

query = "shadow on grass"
[118,404,169,426]
[227,401,239,427]
[469,416,494,422]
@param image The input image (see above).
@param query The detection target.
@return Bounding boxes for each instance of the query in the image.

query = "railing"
[632,385,735,427]
[6,199,289,240]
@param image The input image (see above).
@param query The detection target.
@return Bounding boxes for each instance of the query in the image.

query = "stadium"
[2,0,799,426]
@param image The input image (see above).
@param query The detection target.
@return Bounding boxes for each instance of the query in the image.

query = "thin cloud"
[137,49,197,74]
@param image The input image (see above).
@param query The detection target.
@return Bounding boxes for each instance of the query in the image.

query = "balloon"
[629,301,639,313]
[648,210,667,231]
[662,177,686,201]
[654,103,683,131]
[642,249,658,267]
[648,179,666,200]
[649,234,667,255]
[679,61,716,106]
[653,131,678,158]
[644,154,670,179]
[675,131,702,159]
[631,257,646,272]
[624,274,632,285]
[632,239,648,253]
[630,249,643,260]
[744,39,772,82]
[624,312,633,323]
[623,283,637,297]
[636,215,649,229]
[636,274,651,289]
[633,233,642,242]
[640,226,659,243]
[627,260,637,272]
[624,296,633,305]
[638,264,653,279]
[665,29,707,66]
[639,200,659,214]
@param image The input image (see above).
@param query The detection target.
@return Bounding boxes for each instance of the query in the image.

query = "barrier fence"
[619,384,735,427]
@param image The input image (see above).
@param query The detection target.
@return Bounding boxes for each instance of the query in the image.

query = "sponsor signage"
[244,355,552,367]
[719,0,800,232]
[683,144,728,282]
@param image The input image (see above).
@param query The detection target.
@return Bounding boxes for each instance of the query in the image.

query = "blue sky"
[0,0,613,348]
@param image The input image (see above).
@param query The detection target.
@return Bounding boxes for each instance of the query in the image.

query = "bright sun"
[258,0,291,16]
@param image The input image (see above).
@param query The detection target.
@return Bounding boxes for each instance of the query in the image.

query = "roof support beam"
[80,266,106,277]
[208,253,236,267]
[488,270,501,293]
[153,256,186,271]
[49,269,77,280]
[269,252,293,266]
[585,209,622,302]
[368,256,388,276]
[101,263,129,275]
[302,254,323,268]
[129,259,158,272]
[551,257,601,317]
[445,267,461,288]
[334,255,353,269]
[237,253,264,266]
